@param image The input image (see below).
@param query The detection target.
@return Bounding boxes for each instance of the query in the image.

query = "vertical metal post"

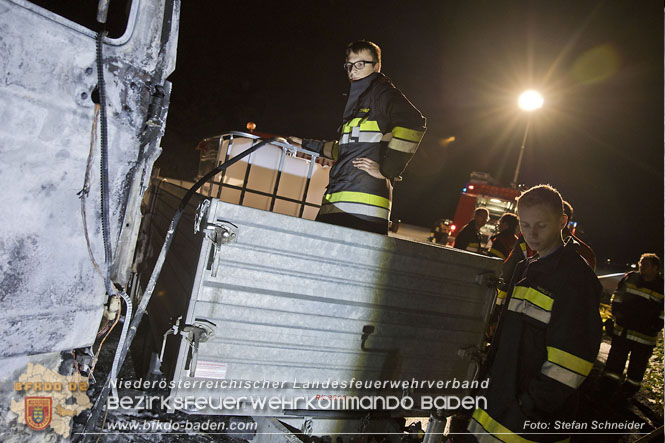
[216,135,233,199]
[238,138,255,206]
[269,145,287,211]
[299,155,317,218]
[511,117,531,188]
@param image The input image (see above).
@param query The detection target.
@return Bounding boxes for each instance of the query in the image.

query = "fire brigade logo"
[25,397,52,431]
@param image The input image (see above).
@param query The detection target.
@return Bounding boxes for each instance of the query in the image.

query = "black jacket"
[611,271,664,345]
[469,239,602,442]
[303,72,426,224]
[453,221,482,253]
[488,229,518,260]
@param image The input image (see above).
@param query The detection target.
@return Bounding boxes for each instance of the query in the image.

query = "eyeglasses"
[343,60,376,72]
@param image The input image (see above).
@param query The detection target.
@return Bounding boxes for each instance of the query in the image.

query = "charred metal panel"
[0,0,179,363]
[142,182,500,418]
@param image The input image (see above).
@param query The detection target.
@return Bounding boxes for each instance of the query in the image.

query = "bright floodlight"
[518,90,544,111]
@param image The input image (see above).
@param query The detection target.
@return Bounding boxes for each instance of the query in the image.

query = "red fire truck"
[450,172,520,249]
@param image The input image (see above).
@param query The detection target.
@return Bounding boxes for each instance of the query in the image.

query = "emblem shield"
[25,397,52,431]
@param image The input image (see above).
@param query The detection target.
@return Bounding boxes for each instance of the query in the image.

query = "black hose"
[96,30,114,298]
[82,138,277,438]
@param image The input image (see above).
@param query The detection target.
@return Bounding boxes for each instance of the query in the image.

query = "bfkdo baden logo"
[25,397,52,431]
[11,363,92,436]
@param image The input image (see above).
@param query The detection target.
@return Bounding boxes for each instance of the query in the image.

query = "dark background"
[36,0,664,265]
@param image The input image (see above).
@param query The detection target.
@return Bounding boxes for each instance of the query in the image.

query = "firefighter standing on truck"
[602,253,664,397]
[288,40,426,235]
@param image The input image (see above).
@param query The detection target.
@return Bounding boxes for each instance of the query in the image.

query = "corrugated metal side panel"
[159,189,501,415]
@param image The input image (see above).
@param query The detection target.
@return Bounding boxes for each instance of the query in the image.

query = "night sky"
[158,0,663,266]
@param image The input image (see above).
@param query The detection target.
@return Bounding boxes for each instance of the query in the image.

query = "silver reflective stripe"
[467,419,504,442]
[495,297,505,306]
[625,378,641,386]
[604,371,621,381]
[358,132,383,143]
[319,201,390,220]
[388,137,419,153]
[541,361,586,388]
[626,331,657,345]
[507,298,552,324]
[339,132,383,145]
[626,287,652,301]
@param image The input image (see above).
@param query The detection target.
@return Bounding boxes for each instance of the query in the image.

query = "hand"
[353,157,386,179]
[286,136,302,147]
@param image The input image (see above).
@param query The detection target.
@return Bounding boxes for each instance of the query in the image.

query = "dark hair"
[346,40,381,64]
[640,253,661,268]
[499,213,519,232]
[563,201,574,220]
[517,184,564,216]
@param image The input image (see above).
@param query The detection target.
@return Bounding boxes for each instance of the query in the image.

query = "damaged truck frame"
[0,1,501,441]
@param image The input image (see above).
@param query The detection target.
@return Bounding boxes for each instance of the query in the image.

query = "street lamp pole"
[512,90,543,188]
[511,117,531,188]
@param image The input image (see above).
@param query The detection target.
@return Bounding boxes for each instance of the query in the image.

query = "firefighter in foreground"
[467,184,602,442]
[288,40,426,234]
[602,253,663,397]
[453,207,489,253]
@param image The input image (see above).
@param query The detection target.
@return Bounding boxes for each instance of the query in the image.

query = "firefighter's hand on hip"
[353,157,386,179]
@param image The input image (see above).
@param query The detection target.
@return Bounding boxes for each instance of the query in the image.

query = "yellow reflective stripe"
[387,137,418,153]
[319,201,389,220]
[511,286,554,311]
[471,409,538,443]
[342,119,380,133]
[546,346,593,376]
[359,120,380,131]
[489,248,506,259]
[392,126,424,142]
[342,118,362,132]
[497,289,508,300]
[325,191,390,209]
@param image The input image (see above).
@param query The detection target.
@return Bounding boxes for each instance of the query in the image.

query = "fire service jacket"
[469,239,602,442]
[302,72,426,224]
[611,271,664,346]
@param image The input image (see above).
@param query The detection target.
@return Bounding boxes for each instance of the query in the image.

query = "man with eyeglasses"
[289,40,426,234]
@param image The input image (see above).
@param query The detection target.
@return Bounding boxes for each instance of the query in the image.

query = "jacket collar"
[342,72,380,121]
[529,237,580,272]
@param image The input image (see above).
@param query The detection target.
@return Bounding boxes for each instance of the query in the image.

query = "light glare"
[518,90,544,111]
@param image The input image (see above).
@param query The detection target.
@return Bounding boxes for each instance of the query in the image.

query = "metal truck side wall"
[0,0,179,438]
[141,181,501,418]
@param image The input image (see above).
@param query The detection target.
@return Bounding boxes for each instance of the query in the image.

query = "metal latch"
[181,319,217,377]
[203,220,238,277]
[475,271,499,287]
[159,317,217,377]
